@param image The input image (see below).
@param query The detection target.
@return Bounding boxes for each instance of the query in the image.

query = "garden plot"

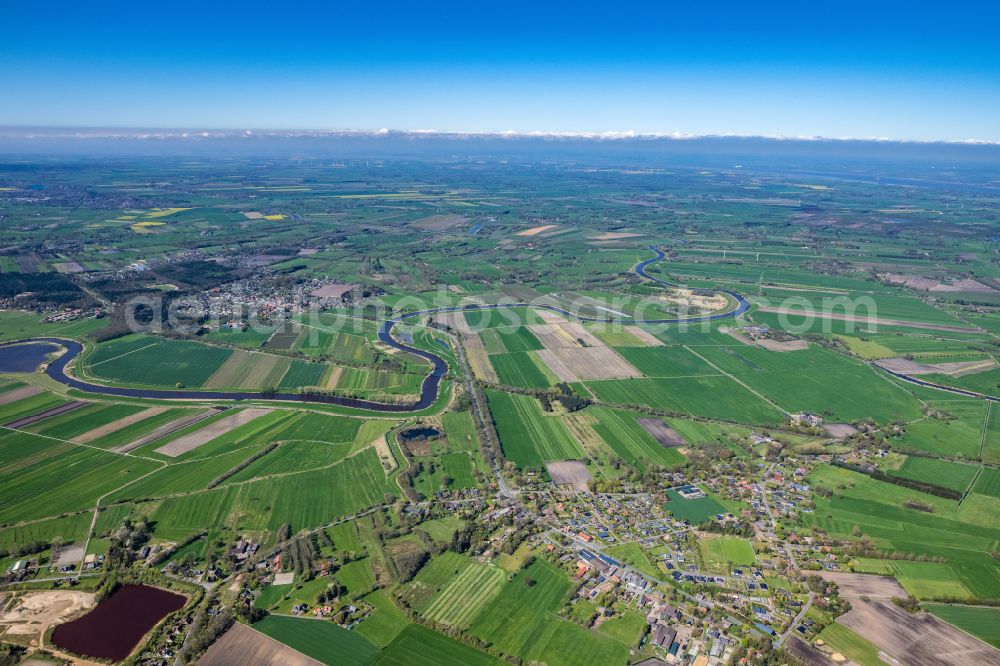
[155,408,271,457]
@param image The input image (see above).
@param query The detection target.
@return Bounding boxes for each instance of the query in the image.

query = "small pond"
[51,584,186,661]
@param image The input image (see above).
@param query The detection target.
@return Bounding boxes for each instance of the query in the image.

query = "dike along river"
[3,247,753,413]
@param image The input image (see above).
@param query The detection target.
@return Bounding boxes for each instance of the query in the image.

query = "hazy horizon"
[3,0,998,143]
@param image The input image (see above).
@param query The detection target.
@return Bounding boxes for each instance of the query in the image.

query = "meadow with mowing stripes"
[469,558,627,666]
[420,559,506,628]
[485,390,584,467]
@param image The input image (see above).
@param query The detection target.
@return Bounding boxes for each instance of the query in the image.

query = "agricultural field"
[254,615,379,666]
[83,335,234,388]
[485,390,584,467]
[2,148,1000,666]
[469,559,628,666]
[377,624,501,666]
[925,604,1000,648]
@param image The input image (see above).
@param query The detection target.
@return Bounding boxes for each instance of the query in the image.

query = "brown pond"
[51,584,186,662]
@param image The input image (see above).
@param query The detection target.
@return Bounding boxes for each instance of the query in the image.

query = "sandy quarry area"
[0,591,96,642]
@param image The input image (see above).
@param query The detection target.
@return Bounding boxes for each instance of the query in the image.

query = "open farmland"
[84,335,233,388]
[2,142,1000,666]
[469,559,628,666]
[485,390,584,467]
[926,604,1000,648]
[154,408,272,457]
[587,407,685,467]
[199,622,323,666]
[420,559,505,628]
[377,624,501,666]
[203,350,291,389]
[254,615,378,666]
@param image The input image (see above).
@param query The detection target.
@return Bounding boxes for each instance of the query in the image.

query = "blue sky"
[3,1,999,141]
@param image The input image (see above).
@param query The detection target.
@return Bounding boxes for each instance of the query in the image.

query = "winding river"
[3,247,989,410]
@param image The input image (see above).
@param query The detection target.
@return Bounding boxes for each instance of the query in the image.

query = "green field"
[663,487,728,524]
[490,352,552,388]
[587,375,785,425]
[355,590,410,647]
[887,456,980,493]
[469,558,628,666]
[816,622,888,666]
[925,604,1000,648]
[699,535,756,573]
[421,559,505,628]
[588,407,685,467]
[278,359,329,388]
[85,334,234,387]
[486,390,584,467]
[376,624,501,666]
[254,615,378,666]
[807,465,1000,600]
